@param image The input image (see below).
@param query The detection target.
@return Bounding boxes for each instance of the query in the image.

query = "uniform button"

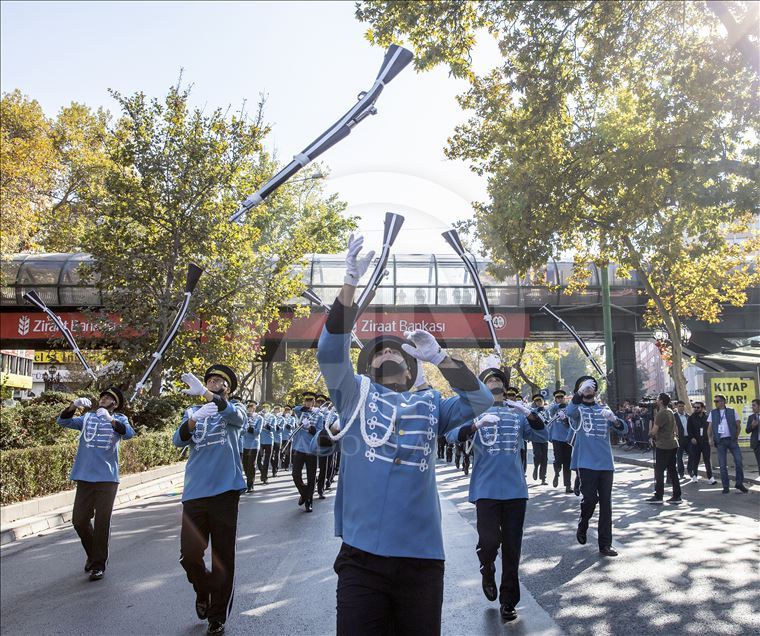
[394,457,401,465]
[399,429,405,435]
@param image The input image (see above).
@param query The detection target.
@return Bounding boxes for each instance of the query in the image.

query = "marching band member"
[257,403,274,484]
[530,393,549,484]
[280,405,296,470]
[317,233,492,635]
[566,376,628,557]
[445,368,547,622]
[548,390,573,493]
[57,386,134,581]
[291,391,322,512]
[173,364,246,635]
[242,401,262,492]
[270,404,284,478]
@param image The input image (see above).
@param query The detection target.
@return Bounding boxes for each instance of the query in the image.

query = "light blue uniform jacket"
[566,400,628,471]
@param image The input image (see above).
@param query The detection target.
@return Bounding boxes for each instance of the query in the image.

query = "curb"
[0,462,185,546]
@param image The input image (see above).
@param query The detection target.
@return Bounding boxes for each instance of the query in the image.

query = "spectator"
[647,393,682,504]
[707,395,748,494]
[745,398,760,481]
[686,402,716,484]
[673,401,690,479]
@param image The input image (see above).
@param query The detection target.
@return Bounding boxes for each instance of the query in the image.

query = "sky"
[1,0,502,253]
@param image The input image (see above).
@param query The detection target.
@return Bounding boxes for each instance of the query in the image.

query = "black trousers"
[271,442,281,475]
[654,448,681,499]
[180,490,240,623]
[317,454,333,494]
[292,450,317,503]
[532,441,548,480]
[242,448,258,489]
[334,543,444,635]
[676,443,689,478]
[445,444,453,462]
[578,468,614,549]
[753,446,760,474]
[520,443,527,475]
[552,441,573,489]
[281,442,291,469]
[437,436,446,459]
[475,498,526,607]
[257,444,272,481]
[71,480,119,571]
[687,440,713,478]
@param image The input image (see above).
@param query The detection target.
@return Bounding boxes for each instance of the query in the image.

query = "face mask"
[372,358,407,380]
[490,387,505,396]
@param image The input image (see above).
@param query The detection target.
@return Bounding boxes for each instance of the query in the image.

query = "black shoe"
[541,479,547,485]
[573,482,580,496]
[245,487,253,493]
[207,620,225,635]
[464,465,469,476]
[298,495,304,506]
[481,564,497,602]
[500,604,517,622]
[666,497,683,504]
[646,496,663,504]
[195,593,210,620]
[84,558,93,573]
[722,487,730,494]
[565,487,573,494]
[533,466,538,481]
[272,472,277,478]
[599,546,618,557]
[576,525,587,545]
[318,491,325,500]
[735,484,748,493]
[304,501,313,513]
[552,474,559,488]
[89,569,104,581]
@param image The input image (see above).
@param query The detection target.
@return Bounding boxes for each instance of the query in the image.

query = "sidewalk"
[0,462,186,546]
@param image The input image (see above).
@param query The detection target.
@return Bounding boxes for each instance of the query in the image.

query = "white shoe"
[709,477,717,485]
[690,476,698,484]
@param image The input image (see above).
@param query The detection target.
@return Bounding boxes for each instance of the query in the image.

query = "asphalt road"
[1,455,757,636]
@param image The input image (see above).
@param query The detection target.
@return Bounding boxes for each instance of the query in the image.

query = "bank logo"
[18,315,30,336]
[492,314,506,330]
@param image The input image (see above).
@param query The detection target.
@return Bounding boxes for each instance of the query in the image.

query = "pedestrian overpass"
[2,253,758,398]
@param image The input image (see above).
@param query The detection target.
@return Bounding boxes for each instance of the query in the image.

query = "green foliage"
[0,430,182,505]
[81,79,356,395]
[0,90,110,254]
[0,391,81,450]
[357,0,760,404]
[130,393,195,433]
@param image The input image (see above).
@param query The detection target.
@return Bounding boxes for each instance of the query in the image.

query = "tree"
[83,81,355,396]
[0,90,111,254]
[0,90,55,254]
[357,1,760,406]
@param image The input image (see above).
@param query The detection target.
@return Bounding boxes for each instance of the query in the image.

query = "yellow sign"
[0,372,33,390]
[704,373,759,446]
[34,350,78,364]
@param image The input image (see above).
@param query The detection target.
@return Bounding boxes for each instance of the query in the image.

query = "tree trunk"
[149,360,163,397]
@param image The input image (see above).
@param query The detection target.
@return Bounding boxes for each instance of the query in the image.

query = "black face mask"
[490,387,505,396]
[372,358,408,381]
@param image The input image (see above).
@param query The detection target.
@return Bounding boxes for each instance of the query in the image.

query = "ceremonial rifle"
[131,263,203,401]
[22,290,98,383]
[230,45,413,223]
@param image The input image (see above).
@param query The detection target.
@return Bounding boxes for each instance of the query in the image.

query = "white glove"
[474,413,500,429]
[401,330,447,365]
[557,410,567,421]
[96,407,114,422]
[506,399,532,416]
[181,372,206,396]
[344,233,375,286]
[600,407,616,422]
[73,397,91,409]
[578,379,596,396]
[191,402,218,422]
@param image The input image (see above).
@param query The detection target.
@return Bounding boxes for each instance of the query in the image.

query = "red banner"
[272,309,529,343]
[1,308,529,345]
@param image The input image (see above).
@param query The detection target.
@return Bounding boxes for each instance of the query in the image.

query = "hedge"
[0,430,185,505]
